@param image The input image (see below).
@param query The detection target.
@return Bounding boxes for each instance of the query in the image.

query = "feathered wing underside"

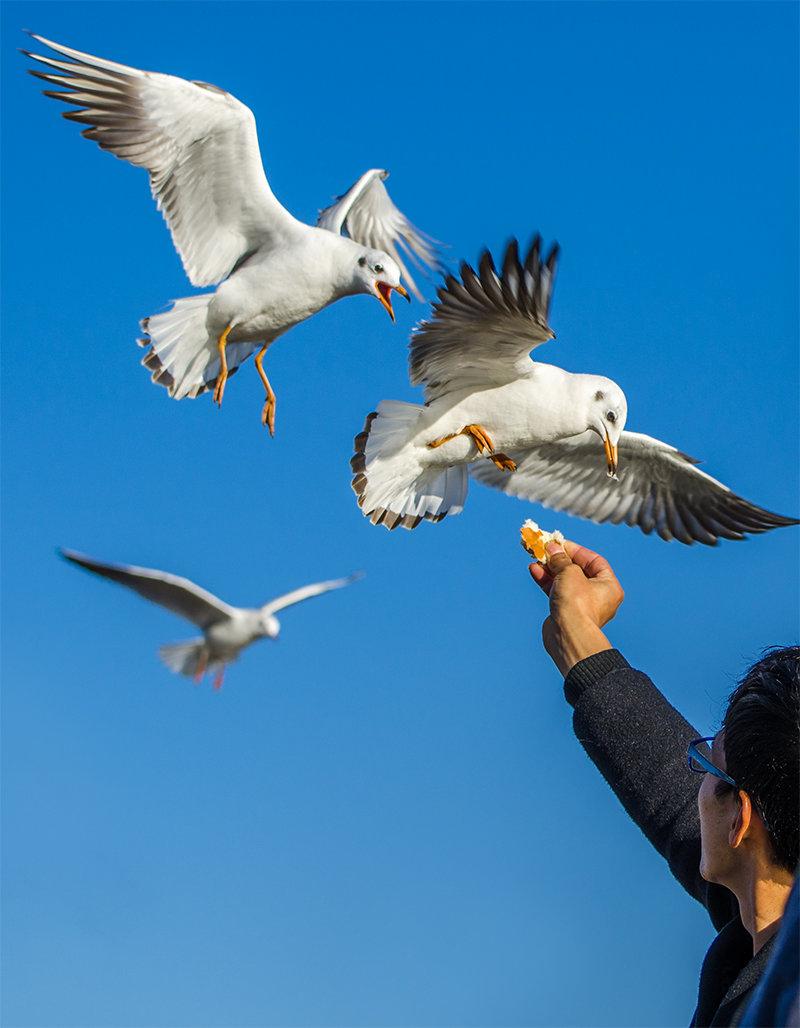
[409,236,559,402]
[25,34,299,287]
[317,168,440,300]
[61,550,236,627]
[261,574,362,616]
[470,431,799,545]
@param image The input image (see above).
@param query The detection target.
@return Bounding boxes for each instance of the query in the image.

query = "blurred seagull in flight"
[25,34,439,434]
[61,549,362,688]
[351,236,798,544]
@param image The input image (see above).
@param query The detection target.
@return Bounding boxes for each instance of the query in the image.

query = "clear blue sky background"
[2,3,798,1026]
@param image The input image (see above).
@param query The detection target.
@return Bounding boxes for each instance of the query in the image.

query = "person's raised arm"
[530,539,734,923]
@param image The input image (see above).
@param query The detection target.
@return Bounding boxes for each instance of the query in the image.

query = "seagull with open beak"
[357,252,411,321]
[25,36,440,435]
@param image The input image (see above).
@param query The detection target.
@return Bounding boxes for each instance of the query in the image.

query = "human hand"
[529,540,625,676]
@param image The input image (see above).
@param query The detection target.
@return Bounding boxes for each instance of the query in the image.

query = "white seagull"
[25,34,439,434]
[61,549,362,688]
[351,236,798,544]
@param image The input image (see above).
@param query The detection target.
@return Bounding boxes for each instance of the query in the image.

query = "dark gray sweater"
[564,650,775,1027]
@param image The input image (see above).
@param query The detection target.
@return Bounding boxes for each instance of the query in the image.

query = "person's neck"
[731,863,794,955]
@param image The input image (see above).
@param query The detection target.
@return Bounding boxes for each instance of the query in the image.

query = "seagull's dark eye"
[374,263,384,274]
[358,256,367,267]
[606,411,617,424]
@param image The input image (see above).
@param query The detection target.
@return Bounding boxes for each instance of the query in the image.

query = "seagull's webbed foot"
[490,453,517,473]
[255,344,277,437]
[193,654,207,685]
[213,324,234,408]
[212,666,225,691]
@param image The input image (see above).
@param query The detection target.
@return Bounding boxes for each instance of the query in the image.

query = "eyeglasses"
[687,737,773,835]
[687,737,739,788]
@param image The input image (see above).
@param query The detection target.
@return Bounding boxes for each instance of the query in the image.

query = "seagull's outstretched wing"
[470,431,799,545]
[409,236,559,402]
[317,169,440,300]
[61,550,236,627]
[25,34,300,287]
[261,573,363,617]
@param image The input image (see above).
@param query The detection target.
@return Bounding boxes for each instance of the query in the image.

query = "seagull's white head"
[354,250,409,321]
[260,613,281,639]
[584,378,628,477]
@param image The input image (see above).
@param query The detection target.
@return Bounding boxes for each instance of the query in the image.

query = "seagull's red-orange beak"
[603,432,619,477]
[374,282,410,321]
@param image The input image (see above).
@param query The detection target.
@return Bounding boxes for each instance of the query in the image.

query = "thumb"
[545,541,573,576]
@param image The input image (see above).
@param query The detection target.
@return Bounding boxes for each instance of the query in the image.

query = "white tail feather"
[351,400,468,530]
[138,296,257,400]
[159,639,209,677]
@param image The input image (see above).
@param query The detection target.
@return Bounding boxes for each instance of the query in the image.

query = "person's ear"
[729,790,753,849]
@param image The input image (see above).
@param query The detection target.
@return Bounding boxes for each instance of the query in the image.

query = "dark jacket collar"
[692,918,776,1027]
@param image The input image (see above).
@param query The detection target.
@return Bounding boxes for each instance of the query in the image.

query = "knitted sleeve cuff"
[563,649,631,706]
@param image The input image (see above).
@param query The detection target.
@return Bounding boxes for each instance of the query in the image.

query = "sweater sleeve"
[564,650,737,929]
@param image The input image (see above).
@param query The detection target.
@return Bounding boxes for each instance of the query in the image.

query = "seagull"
[61,549,362,688]
[24,35,440,434]
[351,236,798,544]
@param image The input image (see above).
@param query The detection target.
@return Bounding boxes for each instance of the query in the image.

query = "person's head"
[697,646,799,885]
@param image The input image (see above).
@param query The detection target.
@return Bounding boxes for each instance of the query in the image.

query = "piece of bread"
[520,519,565,564]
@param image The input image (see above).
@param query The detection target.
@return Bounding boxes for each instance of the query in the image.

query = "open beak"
[374,282,410,321]
[603,432,619,478]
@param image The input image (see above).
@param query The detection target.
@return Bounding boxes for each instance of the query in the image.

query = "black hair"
[722,646,799,872]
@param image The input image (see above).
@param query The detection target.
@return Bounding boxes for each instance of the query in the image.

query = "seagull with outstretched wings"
[61,549,362,688]
[350,236,798,544]
[25,35,440,433]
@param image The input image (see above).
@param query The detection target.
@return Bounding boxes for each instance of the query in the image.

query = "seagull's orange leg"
[194,653,207,685]
[427,424,516,472]
[212,666,225,691]
[254,344,277,437]
[427,431,457,449]
[429,423,494,452]
[213,323,234,408]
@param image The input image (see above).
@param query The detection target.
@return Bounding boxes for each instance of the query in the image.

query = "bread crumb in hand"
[520,520,565,564]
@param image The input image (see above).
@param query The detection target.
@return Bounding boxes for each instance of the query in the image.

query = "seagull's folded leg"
[254,344,277,437]
[213,324,234,408]
[428,424,493,451]
[462,424,494,455]
[427,431,458,449]
[428,424,514,471]
[194,653,207,684]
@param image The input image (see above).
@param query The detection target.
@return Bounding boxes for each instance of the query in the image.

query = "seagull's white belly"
[232,294,329,341]
[205,616,260,660]
[209,252,341,344]
[414,380,564,465]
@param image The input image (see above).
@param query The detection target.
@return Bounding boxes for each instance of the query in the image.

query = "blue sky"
[1,2,798,1026]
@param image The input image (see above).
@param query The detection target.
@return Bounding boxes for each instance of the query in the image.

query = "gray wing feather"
[470,430,798,545]
[409,236,559,402]
[61,550,235,627]
[24,34,297,287]
[317,169,440,300]
[261,573,362,616]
